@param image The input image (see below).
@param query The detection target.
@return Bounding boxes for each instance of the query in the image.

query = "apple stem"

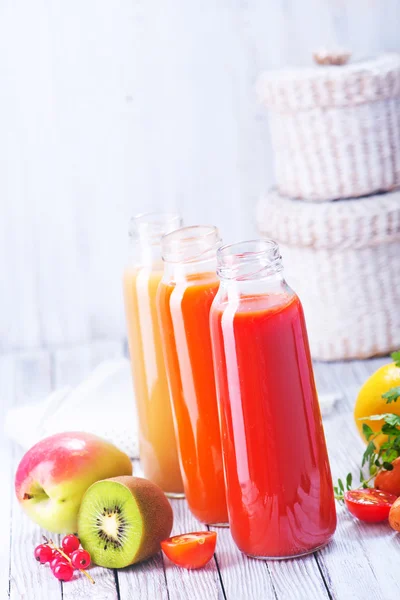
[43,536,95,585]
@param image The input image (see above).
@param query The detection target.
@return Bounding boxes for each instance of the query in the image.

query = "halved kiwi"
[77,476,173,568]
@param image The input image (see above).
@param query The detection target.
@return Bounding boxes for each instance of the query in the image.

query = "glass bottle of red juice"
[209,239,336,558]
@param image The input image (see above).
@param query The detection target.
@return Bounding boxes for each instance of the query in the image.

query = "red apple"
[15,432,132,533]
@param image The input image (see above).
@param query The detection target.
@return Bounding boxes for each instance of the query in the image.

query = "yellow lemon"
[354,362,400,446]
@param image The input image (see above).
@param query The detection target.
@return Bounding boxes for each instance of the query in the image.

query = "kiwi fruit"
[77,476,173,568]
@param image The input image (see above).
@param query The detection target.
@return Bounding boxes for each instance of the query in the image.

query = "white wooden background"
[1,0,400,351]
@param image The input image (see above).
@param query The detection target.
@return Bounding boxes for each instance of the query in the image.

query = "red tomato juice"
[210,291,336,557]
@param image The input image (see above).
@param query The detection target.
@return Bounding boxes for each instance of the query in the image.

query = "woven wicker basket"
[257,54,400,202]
[257,189,400,361]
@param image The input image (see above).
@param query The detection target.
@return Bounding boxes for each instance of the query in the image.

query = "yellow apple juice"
[124,263,183,496]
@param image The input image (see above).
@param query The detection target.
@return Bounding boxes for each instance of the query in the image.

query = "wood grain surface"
[3,343,400,599]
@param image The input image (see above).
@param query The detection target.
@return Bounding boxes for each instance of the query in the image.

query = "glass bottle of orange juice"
[123,212,184,497]
[157,225,228,525]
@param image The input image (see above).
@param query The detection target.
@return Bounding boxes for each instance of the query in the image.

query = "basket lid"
[257,189,400,250]
[257,53,400,112]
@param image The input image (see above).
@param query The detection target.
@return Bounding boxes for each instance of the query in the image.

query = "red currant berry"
[70,549,91,569]
[61,534,80,555]
[50,556,69,572]
[34,544,52,564]
[53,562,74,582]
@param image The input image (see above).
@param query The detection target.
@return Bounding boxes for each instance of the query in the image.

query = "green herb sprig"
[334,473,352,502]
[334,351,400,502]
[383,387,400,404]
[391,351,400,368]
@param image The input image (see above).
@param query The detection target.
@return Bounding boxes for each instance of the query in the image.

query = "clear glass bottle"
[209,239,336,558]
[123,212,184,497]
[157,225,228,525]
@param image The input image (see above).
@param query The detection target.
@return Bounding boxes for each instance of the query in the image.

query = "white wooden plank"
[0,356,15,600]
[117,555,168,600]
[350,356,393,383]
[210,526,275,600]
[212,520,329,599]
[9,498,63,600]
[164,499,224,600]
[0,1,91,349]
[9,350,62,599]
[318,360,362,413]
[62,563,118,600]
[267,555,329,600]
[313,361,400,599]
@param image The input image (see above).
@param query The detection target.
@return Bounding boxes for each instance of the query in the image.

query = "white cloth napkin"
[5,359,339,458]
[5,359,139,458]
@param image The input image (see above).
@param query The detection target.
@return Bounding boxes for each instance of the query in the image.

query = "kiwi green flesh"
[78,480,143,568]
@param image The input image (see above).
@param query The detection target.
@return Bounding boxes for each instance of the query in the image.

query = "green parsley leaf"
[362,423,374,441]
[362,441,376,467]
[382,386,400,403]
[381,448,399,464]
[382,422,400,435]
[334,474,353,503]
[384,414,400,426]
[391,351,400,368]
[380,440,392,449]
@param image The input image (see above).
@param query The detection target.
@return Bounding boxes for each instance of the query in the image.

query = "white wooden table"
[3,341,399,600]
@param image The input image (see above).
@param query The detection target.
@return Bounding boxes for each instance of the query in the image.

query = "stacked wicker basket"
[256,53,400,361]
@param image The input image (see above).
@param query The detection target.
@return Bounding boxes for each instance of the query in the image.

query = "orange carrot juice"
[123,213,183,496]
[157,226,228,525]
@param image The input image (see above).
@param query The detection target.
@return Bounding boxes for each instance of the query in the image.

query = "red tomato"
[344,489,398,522]
[161,531,217,569]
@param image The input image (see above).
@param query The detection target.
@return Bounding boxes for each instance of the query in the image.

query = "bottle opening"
[161,225,222,263]
[217,239,283,281]
[129,212,182,243]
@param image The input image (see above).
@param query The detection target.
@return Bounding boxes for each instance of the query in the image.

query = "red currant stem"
[43,537,95,585]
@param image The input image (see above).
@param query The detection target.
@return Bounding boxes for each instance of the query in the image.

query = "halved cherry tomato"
[344,489,398,522]
[161,531,217,569]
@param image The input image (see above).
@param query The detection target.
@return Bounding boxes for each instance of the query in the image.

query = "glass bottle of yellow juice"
[123,212,184,496]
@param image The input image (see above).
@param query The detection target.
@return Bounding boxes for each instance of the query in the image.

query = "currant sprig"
[34,535,95,584]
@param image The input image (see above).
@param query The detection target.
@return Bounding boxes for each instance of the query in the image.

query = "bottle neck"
[216,239,289,298]
[127,212,182,269]
[218,271,288,300]
[162,255,218,283]
[128,238,164,268]
[161,225,221,282]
